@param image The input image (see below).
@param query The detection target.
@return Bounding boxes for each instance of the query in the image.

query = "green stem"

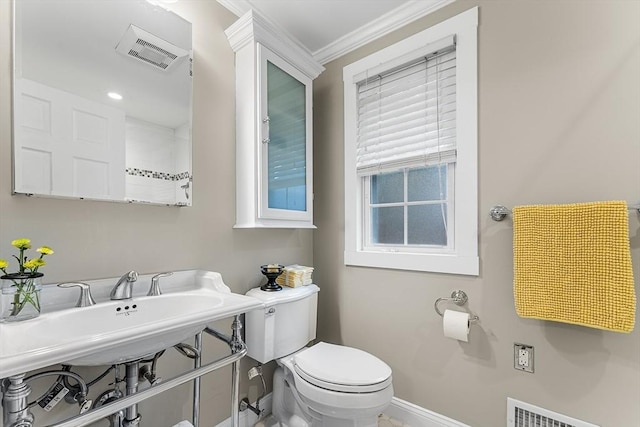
[8,277,41,316]
[10,287,22,316]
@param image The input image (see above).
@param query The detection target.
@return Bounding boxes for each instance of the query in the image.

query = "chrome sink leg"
[1,374,34,427]
[230,315,244,427]
[192,331,203,427]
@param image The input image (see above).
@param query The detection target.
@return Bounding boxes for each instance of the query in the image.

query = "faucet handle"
[148,272,173,296]
[58,282,97,307]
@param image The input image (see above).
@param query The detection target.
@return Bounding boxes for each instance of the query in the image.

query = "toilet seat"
[293,342,392,393]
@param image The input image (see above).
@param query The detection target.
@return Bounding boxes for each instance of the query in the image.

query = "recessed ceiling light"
[108,92,123,100]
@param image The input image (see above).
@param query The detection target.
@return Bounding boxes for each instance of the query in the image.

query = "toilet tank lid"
[294,342,392,387]
[246,284,319,305]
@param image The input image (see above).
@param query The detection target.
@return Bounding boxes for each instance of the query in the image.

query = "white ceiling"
[217,0,455,64]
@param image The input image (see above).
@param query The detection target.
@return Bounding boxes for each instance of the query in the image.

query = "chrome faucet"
[110,271,138,300]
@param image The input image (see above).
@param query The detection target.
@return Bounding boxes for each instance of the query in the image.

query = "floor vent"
[507,398,600,427]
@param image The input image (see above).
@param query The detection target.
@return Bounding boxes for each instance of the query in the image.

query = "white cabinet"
[226,11,324,228]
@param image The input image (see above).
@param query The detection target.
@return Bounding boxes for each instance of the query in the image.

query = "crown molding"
[216,0,250,17]
[219,0,456,67]
[225,9,324,79]
[313,0,456,65]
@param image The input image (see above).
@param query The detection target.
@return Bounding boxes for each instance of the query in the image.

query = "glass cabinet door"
[258,44,313,222]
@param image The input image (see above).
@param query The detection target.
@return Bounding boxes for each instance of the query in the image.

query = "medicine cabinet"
[226,10,324,228]
[13,0,193,206]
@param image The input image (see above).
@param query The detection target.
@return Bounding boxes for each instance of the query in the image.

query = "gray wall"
[2,1,639,427]
[313,1,640,426]
[0,1,310,425]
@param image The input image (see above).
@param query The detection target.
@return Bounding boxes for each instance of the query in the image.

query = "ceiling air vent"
[115,24,188,71]
[507,398,600,427]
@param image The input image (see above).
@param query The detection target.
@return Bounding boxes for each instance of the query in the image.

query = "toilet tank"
[245,284,319,363]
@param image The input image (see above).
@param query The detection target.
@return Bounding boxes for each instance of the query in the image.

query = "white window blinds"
[356,37,456,176]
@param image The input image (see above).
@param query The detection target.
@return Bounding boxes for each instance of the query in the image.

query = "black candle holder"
[260,265,284,292]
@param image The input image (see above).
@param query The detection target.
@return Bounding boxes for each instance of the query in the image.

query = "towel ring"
[434,290,479,322]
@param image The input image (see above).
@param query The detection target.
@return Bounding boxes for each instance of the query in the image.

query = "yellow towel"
[513,201,636,333]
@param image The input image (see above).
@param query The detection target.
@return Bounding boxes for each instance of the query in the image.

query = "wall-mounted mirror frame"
[12,0,193,206]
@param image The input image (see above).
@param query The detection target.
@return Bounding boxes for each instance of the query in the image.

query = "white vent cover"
[507,398,600,427]
[115,24,188,71]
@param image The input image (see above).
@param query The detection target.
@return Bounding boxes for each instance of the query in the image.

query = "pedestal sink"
[0,270,263,378]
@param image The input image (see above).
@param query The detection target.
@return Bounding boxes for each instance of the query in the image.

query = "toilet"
[245,285,393,427]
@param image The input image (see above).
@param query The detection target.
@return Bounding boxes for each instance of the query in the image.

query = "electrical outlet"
[518,349,529,367]
[514,343,534,373]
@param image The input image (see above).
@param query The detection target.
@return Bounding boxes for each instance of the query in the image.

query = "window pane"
[371,172,403,204]
[371,206,403,244]
[408,165,447,202]
[267,61,306,211]
[408,204,447,245]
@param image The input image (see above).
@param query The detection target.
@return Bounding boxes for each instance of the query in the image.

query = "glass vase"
[0,272,43,322]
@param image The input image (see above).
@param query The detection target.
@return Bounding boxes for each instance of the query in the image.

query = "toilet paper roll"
[171,421,194,427]
[443,309,470,342]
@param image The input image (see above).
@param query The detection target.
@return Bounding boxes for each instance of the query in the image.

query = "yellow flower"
[24,258,46,270]
[11,238,31,250]
[2,239,54,277]
[37,246,54,256]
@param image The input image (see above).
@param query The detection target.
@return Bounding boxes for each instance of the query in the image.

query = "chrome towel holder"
[490,203,640,221]
[489,205,510,222]
[434,290,479,322]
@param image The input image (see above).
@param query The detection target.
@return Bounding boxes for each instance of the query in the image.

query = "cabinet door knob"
[262,116,270,143]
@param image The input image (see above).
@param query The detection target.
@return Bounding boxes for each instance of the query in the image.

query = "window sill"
[344,250,479,276]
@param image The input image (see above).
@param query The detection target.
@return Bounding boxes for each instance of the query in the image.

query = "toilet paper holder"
[434,290,479,322]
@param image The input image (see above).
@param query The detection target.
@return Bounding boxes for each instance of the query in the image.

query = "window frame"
[343,7,478,275]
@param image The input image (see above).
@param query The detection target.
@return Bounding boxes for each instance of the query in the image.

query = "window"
[365,165,452,249]
[343,8,478,275]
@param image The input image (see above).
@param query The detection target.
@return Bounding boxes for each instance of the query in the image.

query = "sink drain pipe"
[2,370,92,427]
[44,316,246,427]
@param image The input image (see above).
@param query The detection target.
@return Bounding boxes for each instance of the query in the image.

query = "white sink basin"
[0,270,263,378]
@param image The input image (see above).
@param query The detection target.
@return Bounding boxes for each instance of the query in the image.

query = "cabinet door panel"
[258,45,313,222]
[266,61,306,212]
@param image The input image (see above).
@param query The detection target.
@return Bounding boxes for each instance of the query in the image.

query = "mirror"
[12,0,193,206]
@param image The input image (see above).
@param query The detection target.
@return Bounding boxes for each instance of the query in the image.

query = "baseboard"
[385,397,470,427]
[214,394,273,427]
[214,394,469,427]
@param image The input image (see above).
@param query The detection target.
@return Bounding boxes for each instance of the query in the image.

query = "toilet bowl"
[245,285,394,427]
[276,342,393,427]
